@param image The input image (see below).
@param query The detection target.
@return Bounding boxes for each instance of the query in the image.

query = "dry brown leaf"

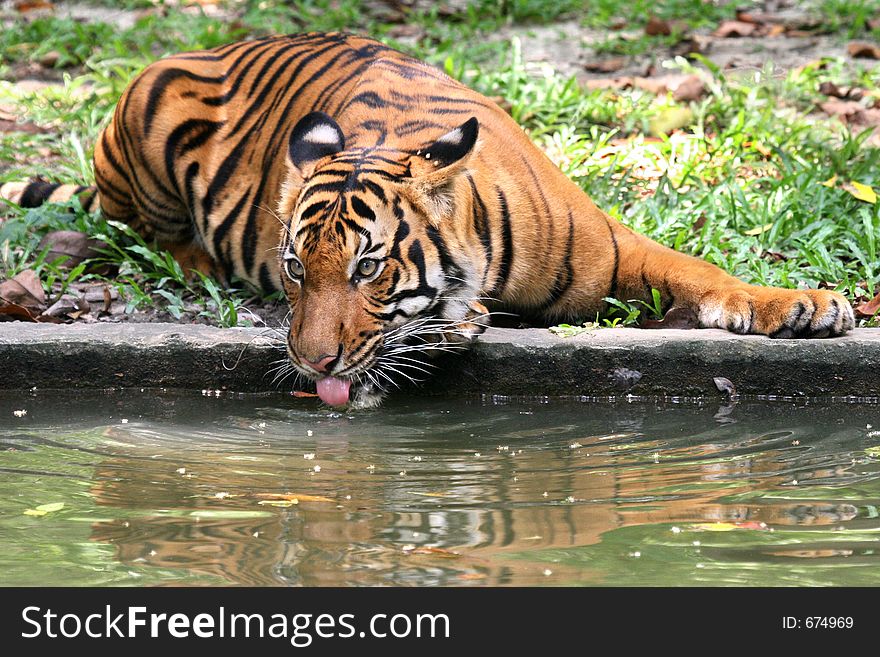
[713,20,758,38]
[645,16,669,35]
[0,117,49,135]
[855,290,880,317]
[38,231,105,267]
[735,10,778,24]
[848,41,880,59]
[0,302,63,323]
[387,24,425,39]
[584,57,628,73]
[583,76,634,91]
[0,302,39,322]
[641,307,699,329]
[14,1,54,12]
[292,390,318,398]
[819,100,880,128]
[819,99,864,120]
[0,269,46,309]
[42,294,89,319]
[818,81,863,100]
[38,51,60,68]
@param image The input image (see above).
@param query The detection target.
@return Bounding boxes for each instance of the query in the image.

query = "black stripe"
[350,196,376,222]
[259,262,278,294]
[490,187,514,299]
[20,182,60,207]
[466,174,493,288]
[425,223,464,289]
[605,217,619,300]
[211,189,251,273]
[537,209,575,313]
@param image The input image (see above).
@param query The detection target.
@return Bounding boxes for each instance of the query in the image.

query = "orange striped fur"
[1,33,854,406]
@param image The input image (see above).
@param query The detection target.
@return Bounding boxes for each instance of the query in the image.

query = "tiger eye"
[357,258,378,278]
[286,258,304,279]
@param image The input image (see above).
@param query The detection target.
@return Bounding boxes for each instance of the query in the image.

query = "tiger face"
[277,112,485,408]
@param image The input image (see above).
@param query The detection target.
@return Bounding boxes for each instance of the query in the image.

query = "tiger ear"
[411,117,479,179]
[287,111,345,179]
[405,117,479,224]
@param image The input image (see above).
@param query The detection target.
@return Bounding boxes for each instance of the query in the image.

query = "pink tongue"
[315,377,352,406]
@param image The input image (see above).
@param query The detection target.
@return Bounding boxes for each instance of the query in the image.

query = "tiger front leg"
[611,222,855,339]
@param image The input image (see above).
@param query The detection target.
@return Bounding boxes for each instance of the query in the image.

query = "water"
[1,390,879,587]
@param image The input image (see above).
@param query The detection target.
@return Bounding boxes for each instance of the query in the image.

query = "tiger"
[0,32,855,408]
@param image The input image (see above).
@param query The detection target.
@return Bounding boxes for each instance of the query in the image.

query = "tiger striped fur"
[0,32,855,407]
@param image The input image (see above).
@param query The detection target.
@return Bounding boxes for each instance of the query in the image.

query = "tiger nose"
[302,354,337,374]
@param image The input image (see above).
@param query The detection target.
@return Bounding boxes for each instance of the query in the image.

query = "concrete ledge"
[1,322,879,398]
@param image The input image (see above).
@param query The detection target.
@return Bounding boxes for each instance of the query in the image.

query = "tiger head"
[276,111,487,408]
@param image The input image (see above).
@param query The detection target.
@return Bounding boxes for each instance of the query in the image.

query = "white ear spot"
[437,127,463,144]
[302,124,340,145]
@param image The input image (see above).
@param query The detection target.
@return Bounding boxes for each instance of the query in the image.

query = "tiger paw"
[699,287,855,338]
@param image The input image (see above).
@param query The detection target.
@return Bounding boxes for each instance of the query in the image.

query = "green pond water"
[1,390,879,587]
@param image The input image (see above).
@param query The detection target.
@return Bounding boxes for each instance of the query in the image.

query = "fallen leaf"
[818,81,863,100]
[820,175,838,188]
[292,390,318,398]
[819,99,869,124]
[42,294,89,319]
[457,573,487,580]
[855,290,880,317]
[641,306,699,329]
[23,501,64,516]
[584,57,628,73]
[412,491,452,498]
[844,181,877,204]
[648,106,693,136]
[0,269,46,309]
[745,140,772,157]
[744,223,774,236]
[633,74,705,102]
[713,20,757,38]
[14,1,54,12]
[582,76,634,91]
[668,75,706,102]
[0,118,49,134]
[645,17,688,36]
[548,322,598,337]
[691,522,737,531]
[254,492,334,503]
[0,303,40,322]
[37,230,105,267]
[671,35,713,57]
[713,377,737,396]
[735,10,782,25]
[848,41,880,59]
[257,499,298,507]
[38,50,60,68]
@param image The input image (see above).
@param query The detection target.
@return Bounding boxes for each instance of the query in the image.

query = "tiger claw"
[700,287,854,338]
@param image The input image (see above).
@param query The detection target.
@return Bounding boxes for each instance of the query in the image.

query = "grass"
[1,0,880,328]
